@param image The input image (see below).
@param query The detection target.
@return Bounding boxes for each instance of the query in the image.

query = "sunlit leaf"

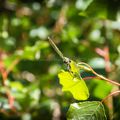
[58,70,89,100]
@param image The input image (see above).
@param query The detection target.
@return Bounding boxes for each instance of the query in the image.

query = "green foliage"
[20,41,49,60]
[90,79,113,99]
[79,0,120,20]
[0,0,120,120]
[67,101,107,120]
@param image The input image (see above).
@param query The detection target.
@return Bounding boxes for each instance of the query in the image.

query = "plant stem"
[101,90,120,103]
[78,62,120,87]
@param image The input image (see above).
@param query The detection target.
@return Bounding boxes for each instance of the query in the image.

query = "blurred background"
[0,0,120,120]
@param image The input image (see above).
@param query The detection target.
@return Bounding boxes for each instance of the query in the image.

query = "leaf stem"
[78,62,120,87]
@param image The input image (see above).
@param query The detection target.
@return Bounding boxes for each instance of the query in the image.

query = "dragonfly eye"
[63,57,71,65]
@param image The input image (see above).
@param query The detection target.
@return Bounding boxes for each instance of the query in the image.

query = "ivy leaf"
[58,70,89,100]
[67,101,107,120]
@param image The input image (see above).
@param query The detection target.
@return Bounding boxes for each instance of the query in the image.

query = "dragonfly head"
[63,57,71,65]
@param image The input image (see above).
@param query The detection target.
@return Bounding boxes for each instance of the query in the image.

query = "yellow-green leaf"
[58,70,89,100]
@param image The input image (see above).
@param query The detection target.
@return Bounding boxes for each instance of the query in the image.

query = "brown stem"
[95,46,111,73]
[0,59,20,111]
[78,62,120,86]
[53,4,68,33]
[83,76,98,80]
[101,90,120,103]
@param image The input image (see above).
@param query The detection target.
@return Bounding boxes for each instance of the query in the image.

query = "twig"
[78,62,120,86]
[0,58,20,111]
[53,4,68,33]
[83,76,98,80]
[95,46,111,72]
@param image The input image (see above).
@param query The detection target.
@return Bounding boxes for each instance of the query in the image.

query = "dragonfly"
[48,37,89,100]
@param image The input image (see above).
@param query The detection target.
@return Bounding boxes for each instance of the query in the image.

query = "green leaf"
[92,79,113,99]
[16,41,49,60]
[58,70,89,100]
[67,101,107,120]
